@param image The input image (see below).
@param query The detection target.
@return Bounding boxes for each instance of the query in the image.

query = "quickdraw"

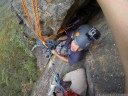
[50,63,80,96]
[36,39,56,58]
[51,63,67,96]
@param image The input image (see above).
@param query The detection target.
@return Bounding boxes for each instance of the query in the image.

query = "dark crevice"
[59,0,101,33]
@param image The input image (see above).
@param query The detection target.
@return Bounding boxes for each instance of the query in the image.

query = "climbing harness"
[56,40,68,57]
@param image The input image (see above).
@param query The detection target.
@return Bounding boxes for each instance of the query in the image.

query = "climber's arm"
[57,35,67,41]
[97,0,128,93]
[52,50,68,63]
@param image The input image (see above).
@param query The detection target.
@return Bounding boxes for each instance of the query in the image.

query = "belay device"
[36,39,56,58]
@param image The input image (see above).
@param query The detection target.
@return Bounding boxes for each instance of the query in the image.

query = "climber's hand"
[51,49,58,55]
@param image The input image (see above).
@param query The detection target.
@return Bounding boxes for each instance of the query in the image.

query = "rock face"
[31,54,87,96]
[31,12,125,96]
[10,0,101,69]
[10,0,124,96]
[86,12,124,95]
[10,0,100,38]
[10,0,74,38]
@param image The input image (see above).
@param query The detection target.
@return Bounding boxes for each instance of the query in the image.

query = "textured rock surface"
[33,46,49,71]
[31,55,87,96]
[31,12,124,96]
[10,0,124,96]
[10,0,100,38]
[10,0,74,38]
[86,12,124,95]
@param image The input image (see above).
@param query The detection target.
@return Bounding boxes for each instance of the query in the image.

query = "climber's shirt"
[65,29,85,65]
[56,29,85,65]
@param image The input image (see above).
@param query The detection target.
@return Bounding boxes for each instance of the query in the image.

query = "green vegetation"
[0,1,39,96]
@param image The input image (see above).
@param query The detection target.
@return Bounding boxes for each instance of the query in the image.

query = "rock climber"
[52,24,100,65]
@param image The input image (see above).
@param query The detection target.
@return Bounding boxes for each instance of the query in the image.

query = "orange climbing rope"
[21,0,69,45]
[44,28,67,41]
[21,0,47,47]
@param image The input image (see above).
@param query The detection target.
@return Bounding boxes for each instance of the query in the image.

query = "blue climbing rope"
[36,39,56,58]
[36,39,55,49]
[52,63,67,96]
